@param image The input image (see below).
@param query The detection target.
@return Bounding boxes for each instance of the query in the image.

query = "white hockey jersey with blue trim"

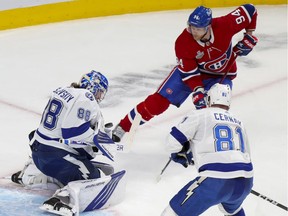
[166,107,253,179]
[34,86,103,155]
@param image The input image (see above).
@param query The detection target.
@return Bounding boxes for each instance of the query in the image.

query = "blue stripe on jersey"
[170,126,188,144]
[62,121,91,139]
[36,130,60,141]
[242,4,256,17]
[199,162,253,173]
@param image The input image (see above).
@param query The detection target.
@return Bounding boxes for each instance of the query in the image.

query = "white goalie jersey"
[34,86,104,156]
[167,107,253,179]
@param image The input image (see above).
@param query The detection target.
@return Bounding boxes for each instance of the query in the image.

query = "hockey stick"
[250,189,288,211]
[156,158,172,182]
[219,52,237,84]
[156,150,193,183]
[122,112,142,152]
[157,159,288,211]
[0,176,11,180]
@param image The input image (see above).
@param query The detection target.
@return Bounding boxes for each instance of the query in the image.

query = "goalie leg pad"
[41,170,126,215]
[70,170,126,212]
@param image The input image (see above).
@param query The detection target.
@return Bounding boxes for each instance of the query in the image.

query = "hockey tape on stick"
[250,189,288,211]
[123,112,142,151]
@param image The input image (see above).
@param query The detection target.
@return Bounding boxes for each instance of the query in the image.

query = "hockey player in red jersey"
[112,4,258,142]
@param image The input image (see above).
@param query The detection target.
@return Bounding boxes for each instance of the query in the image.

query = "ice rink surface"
[0,4,287,216]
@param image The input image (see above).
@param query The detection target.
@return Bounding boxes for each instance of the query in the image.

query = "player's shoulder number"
[231,9,245,24]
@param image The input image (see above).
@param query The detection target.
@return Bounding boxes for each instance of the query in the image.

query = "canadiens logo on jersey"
[205,53,229,71]
[199,44,233,72]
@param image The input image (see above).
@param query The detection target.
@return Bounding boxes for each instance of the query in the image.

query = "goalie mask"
[207,83,231,107]
[79,70,109,103]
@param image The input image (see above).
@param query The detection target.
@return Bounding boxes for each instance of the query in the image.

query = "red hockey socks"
[119,93,170,132]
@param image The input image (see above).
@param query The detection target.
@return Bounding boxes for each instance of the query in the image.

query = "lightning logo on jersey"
[63,155,90,179]
[181,177,207,205]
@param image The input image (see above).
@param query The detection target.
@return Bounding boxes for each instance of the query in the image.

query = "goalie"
[11,70,126,216]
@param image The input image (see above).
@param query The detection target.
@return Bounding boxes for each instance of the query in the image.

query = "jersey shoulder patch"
[85,92,95,101]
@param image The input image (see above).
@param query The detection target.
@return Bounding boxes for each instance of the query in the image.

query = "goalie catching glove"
[233,33,258,56]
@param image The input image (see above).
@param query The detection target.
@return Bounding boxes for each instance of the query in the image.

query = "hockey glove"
[233,33,258,56]
[171,141,194,168]
[171,151,193,168]
[192,88,206,109]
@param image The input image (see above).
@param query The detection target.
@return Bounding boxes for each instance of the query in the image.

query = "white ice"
[0,5,287,216]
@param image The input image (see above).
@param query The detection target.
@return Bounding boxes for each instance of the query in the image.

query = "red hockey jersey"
[175,4,258,91]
